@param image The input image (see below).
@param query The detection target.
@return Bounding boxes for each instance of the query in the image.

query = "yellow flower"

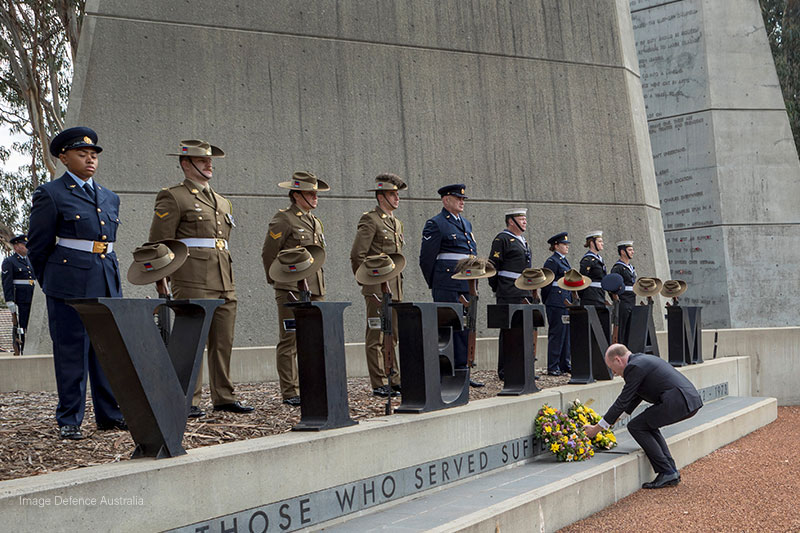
[545,425,552,433]
[550,443,560,453]
[561,436,568,443]
[578,447,584,455]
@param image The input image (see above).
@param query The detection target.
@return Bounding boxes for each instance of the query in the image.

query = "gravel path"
[559,405,800,533]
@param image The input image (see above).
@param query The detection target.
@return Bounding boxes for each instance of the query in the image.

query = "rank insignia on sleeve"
[269,231,282,240]
[493,251,500,258]
[155,211,169,218]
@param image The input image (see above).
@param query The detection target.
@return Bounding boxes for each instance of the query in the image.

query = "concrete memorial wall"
[27,0,670,353]
[630,0,800,328]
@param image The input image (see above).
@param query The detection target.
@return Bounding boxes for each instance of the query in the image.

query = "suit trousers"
[627,388,700,474]
[46,296,122,427]
[275,289,324,399]
[433,288,469,369]
[364,295,400,389]
[546,305,571,373]
[172,285,238,406]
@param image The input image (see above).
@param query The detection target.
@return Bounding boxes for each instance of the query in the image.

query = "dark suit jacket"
[27,173,122,299]
[419,208,476,292]
[603,353,703,424]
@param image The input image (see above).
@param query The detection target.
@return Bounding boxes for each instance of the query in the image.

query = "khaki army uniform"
[350,206,404,389]
[261,202,326,399]
[149,178,238,406]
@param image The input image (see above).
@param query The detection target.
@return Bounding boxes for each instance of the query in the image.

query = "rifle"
[10,309,22,356]
[297,278,311,303]
[380,281,395,415]
[523,295,539,366]
[610,293,620,344]
[155,278,171,345]
[458,279,479,369]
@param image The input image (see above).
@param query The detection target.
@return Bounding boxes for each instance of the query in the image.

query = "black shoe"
[391,384,402,393]
[188,405,205,418]
[469,380,485,388]
[373,385,399,398]
[214,401,255,413]
[283,396,301,407]
[642,471,681,489]
[97,419,128,431]
[59,425,84,440]
[548,371,562,376]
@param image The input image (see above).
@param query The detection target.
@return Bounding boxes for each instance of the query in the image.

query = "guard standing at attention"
[419,184,482,387]
[262,171,328,407]
[488,208,532,380]
[541,232,572,376]
[27,127,125,440]
[2,234,35,353]
[578,230,608,307]
[611,240,637,344]
[149,139,254,417]
[350,173,406,398]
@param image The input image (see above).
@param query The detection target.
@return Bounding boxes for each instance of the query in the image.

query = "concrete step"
[316,396,776,532]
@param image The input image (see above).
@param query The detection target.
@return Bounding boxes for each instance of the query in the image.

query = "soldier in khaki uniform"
[149,140,254,417]
[261,171,328,406]
[349,174,406,397]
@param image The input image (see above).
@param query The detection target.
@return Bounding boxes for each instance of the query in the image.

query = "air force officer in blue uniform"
[419,184,482,386]
[541,232,572,375]
[2,234,35,352]
[27,127,124,440]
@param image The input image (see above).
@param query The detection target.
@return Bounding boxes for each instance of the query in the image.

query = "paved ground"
[559,405,800,533]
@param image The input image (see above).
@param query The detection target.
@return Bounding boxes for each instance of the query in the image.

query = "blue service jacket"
[419,208,477,292]
[27,173,122,299]
[1,253,35,303]
[541,252,572,308]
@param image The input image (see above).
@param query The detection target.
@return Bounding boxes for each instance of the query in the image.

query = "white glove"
[7,302,16,314]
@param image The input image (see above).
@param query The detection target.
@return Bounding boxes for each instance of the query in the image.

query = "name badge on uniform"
[367,317,382,330]
[283,319,296,332]
[226,213,236,227]
[561,315,570,325]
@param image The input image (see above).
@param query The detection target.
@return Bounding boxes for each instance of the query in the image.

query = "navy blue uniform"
[541,252,572,373]
[1,253,35,331]
[578,251,607,306]
[611,260,637,344]
[27,173,122,428]
[419,208,477,368]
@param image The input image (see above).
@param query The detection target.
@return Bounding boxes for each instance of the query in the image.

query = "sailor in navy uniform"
[419,183,482,386]
[578,230,608,307]
[488,208,532,380]
[27,127,125,441]
[610,240,637,344]
[541,232,572,375]
[2,234,35,351]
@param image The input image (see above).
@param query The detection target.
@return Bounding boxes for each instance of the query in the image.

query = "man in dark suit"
[541,232,572,375]
[2,234,35,353]
[419,183,482,387]
[585,343,703,489]
[27,127,125,440]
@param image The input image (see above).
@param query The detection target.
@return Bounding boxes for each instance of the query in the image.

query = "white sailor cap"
[505,208,527,217]
[616,240,634,247]
[584,230,603,240]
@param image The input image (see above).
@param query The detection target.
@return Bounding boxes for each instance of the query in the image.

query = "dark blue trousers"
[546,305,571,373]
[433,288,469,369]
[47,296,121,427]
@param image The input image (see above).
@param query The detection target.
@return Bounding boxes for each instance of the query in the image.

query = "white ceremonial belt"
[436,253,469,261]
[552,281,560,287]
[624,286,634,291]
[13,280,34,285]
[497,270,521,279]
[57,237,113,254]
[589,282,602,288]
[179,238,229,250]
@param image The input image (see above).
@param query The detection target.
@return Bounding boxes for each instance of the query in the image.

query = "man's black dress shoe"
[548,371,562,376]
[97,419,128,431]
[283,396,301,407]
[188,405,205,418]
[59,425,84,440]
[642,471,681,489]
[469,379,485,388]
[214,401,255,413]
[373,385,400,398]
[391,384,401,393]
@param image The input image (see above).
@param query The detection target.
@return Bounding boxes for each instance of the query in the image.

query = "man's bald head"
[605,343,631,376]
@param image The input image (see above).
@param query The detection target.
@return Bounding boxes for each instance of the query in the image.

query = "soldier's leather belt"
[497,270,521,279]
[435,253,469,261]
[57,237,113,254]
[13,280,34,285]
[179,238,229,250]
